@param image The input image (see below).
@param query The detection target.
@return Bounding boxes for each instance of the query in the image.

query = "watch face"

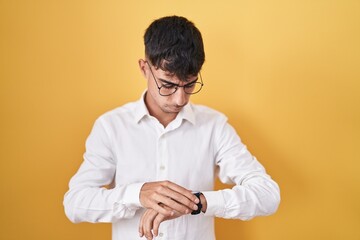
[191,192,202,215]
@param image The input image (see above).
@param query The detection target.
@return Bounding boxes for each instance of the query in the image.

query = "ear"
[138,59,147,78]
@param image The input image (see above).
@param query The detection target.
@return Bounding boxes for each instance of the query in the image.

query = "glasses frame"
[145,61,204,97]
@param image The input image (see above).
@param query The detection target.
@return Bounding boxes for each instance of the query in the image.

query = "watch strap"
[191,192,203,215]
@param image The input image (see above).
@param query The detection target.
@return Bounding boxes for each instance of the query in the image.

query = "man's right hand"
[139,181,199,216]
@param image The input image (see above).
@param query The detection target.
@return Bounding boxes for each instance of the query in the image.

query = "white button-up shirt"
[64,94,280,240]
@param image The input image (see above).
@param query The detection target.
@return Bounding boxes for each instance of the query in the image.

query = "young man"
[64,16,280,240]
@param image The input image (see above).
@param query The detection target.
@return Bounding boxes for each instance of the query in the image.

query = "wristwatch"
[191,192,203,215]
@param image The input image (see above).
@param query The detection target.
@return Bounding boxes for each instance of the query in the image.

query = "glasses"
[146,61,204,96]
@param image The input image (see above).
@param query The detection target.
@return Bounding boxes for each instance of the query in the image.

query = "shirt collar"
[134,91,196,125]
[134,91,150,123]
[177,102,196,125]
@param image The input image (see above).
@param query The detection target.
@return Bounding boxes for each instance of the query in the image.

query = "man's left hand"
[139,205,184,240]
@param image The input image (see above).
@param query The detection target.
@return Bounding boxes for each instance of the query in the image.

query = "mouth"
[162,102,187,113]
[166,105,185,112]
[174,104,187,109]
[172,106,183,112]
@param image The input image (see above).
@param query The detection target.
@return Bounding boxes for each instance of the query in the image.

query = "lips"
[168,105,184,112]
[173,106,183,111]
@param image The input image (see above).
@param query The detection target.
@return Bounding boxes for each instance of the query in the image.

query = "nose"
[173,88,188,106]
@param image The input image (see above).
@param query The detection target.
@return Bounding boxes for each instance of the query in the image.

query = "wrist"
[191,192,202,215]
[199,193,207,213]
[191,192,207,215]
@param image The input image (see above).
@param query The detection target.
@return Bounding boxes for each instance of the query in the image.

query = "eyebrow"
[158,78,199,86]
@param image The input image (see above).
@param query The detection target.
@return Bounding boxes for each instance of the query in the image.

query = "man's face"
[139,59,198,116]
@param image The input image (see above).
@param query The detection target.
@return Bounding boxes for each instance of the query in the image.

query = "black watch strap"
[191,192,203,215]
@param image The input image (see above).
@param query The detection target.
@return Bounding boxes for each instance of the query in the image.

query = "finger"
[159,182,199,211]
[143,210,157,240]
[139,211,151,239]
[153,214,166,237]
[140,210,151,239]
[148,199,174,216]
[140,209,157,237]
[153,189,197,213]
[140,181,198,214]
[139,209,148,237]
[157,195,193,214]
[163,181,199,203]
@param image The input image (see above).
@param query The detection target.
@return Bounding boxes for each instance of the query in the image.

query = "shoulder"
[190,103,228,124]
[95,101,138,126]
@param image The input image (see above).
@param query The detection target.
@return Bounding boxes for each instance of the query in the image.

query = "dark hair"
[144,16,205,80]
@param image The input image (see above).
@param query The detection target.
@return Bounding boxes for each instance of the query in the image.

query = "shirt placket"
[153,119,182,239]
[156,131,169,181]
[156,130,170,239]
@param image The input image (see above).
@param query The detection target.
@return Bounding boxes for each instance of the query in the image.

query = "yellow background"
[1,1,359,239]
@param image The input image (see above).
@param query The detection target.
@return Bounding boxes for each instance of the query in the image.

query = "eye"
[162,83,176,89]
[184,82,196,89]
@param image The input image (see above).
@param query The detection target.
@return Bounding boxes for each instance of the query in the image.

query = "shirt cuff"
[122,182,145,207]
[201,190,226,217]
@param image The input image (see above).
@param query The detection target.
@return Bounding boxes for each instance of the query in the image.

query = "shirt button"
[160,165,165,171]
[159,232,164,237]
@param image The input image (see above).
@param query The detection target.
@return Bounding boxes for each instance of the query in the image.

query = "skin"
[137,59,208,239]
[139,180,198,217]
[139,195,207,239]
[138,59,196,127]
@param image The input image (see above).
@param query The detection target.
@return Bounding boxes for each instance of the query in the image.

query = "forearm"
[63,182,144,223]
[202,176,280,220]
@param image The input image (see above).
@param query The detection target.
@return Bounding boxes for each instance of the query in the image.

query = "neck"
[144,92,178,128]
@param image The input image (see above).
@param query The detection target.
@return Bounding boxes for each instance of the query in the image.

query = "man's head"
[144,16,205,80]
[139,16,205,122]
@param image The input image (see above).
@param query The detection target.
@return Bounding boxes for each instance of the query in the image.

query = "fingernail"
[194,204,198,210]
[195,198,200,203]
